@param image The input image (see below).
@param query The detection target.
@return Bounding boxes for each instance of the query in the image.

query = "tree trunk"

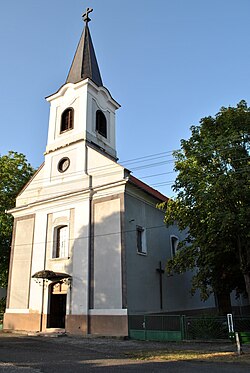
[215,292,232,315]
[244,273,250,305]
[237,235,250,305]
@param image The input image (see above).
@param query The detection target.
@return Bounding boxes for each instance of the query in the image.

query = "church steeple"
[45,8,120,161]
[66,8,103,87]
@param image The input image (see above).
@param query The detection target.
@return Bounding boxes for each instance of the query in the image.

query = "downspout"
[85,143,93,334]
[40,214,49,332]
[40,280,45,332]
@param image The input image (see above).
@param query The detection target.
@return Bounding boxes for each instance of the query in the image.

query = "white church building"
[4,9,216,336]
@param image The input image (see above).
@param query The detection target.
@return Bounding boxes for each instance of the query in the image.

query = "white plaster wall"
[8,217,34,309]
[16,144,125,208]
[16,166,45,207]
[93,198,122,309]
[70,201,90,315]
[86,83,118,157]
[46,82,88,152]
[17,143,90,207]
[87,147,124,189]
[43,142,88,188]
[28,212,48,313]
[14,195,92,317]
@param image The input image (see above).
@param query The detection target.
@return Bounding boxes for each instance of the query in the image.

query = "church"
[3,9,216,336]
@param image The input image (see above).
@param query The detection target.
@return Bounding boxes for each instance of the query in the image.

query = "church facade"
[4,10,216,336]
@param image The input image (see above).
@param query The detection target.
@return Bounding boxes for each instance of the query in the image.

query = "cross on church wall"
[156,261,165,309]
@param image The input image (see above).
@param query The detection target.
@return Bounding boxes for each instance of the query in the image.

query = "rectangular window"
[136,226,147,254]
[53,225,69,258]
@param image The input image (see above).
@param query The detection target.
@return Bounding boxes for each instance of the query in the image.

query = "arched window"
[96,110,107,138]
[60,108,74,133]
[170,235,179,257]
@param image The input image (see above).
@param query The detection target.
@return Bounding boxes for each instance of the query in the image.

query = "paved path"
[0,334,248,372]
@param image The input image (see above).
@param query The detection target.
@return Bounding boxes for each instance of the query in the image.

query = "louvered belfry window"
[61,108,74,133]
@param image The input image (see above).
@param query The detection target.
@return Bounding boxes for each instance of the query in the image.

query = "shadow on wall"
[44,208,124,321]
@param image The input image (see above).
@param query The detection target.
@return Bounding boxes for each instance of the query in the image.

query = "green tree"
[0,151,35,288]
[161,101,250,314]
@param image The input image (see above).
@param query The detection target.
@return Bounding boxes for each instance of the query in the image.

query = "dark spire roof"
[66,9,103,87]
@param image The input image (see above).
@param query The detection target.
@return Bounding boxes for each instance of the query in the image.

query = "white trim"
[47,79,120,109]
[89,309,127,316]
[5,308,29,314]
[52,224,69,259]
[8,179,127,214]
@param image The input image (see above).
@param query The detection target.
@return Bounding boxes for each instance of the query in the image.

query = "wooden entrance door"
[47,282,67,328]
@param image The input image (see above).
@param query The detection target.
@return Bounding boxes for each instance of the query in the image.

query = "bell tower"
[44,8,120,181]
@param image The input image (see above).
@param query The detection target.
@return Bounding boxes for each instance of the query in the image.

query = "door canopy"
[32,270,71,282]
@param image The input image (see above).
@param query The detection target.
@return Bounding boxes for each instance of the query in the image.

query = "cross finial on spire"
[82,7,93,24]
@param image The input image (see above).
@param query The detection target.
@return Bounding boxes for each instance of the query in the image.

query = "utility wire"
[16,162,250,203]
[8,223,169,249]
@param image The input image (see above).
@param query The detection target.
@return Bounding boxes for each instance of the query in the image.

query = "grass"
[128,349,250,364]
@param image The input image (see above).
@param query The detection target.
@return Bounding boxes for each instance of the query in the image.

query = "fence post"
[227,313,234,333]
[143,315,146,340]
[235,332,242,355]
[180,315,186,340]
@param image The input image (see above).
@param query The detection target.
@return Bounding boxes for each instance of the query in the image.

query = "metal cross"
[82,7,93,24]
[156,261,165,309]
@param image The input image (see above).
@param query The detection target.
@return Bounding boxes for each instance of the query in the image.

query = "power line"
[3,139,249,203]
[15,173,249,204]
[8,222,169,249]
[12,136,250,190]
[15,160,250,202]
[16,153,176,188]
[20,154,250,193]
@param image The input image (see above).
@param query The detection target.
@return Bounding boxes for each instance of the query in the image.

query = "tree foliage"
[161,101,250,308]
[0,151,35,287]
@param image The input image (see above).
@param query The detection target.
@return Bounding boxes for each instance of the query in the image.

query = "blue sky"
[1,0,250,197]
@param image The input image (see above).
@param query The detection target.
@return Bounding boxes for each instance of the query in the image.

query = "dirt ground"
[0,332,250,372]
[1,330,249,355]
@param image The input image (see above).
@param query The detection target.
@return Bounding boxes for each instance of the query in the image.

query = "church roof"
[129,175,169,202]
[66,9,103,87]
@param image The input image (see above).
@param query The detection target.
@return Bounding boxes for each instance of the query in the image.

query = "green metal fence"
[184,316,228,340]
[230,316,250,344]
[129,314,184,341]
[128,314,250,342]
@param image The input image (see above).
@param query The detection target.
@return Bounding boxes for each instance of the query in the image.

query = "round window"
[58,157,70,173]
